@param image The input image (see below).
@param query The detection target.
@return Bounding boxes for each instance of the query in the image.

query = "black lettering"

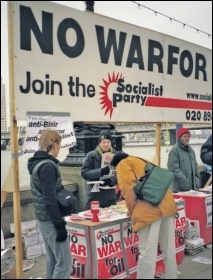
[68,77,95,97]
[195,53,207,81]
[148,40,163,73]
[167,45,179,74]
[95,25,126,65]
[20,5,53,54]
[116,79,125,93]
[180,50,193,77]
[20,5,84,58]
[126,35,144,69]
[20,71,31,93]
[57,18,84,58]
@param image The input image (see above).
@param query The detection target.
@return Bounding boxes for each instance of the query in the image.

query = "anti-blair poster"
[22,112,76,154]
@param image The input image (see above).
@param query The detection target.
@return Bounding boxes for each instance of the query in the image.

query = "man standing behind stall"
[81,130,118,210]
[167,127,199,193]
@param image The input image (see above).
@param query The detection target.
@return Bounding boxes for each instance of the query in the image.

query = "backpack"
[133,159,174,205]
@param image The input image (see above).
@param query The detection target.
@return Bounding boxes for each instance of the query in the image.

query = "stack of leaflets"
[4,237,16,249]
[1,248,16,277]
[185,217,204,255]
[23,229,46,259]
[24,243,46,259]
[10,220,37,235]
[9,220,46,259]
[185,237,205,255]
[185,218,199,239]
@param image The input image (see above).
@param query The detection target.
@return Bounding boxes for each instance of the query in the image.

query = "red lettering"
[70,244,86,256]
[97,241,122,258]
[175,217,186,228]
[123,234,139,247]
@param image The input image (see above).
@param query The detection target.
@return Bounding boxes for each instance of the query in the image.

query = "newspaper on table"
[1,248,16,276]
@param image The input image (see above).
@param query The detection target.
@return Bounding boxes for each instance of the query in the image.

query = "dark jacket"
[81,148,117,210]
[200,135,212,166]
[167,141,199,192]
[27,150,64,225]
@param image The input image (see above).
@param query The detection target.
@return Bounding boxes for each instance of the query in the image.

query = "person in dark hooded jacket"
[200,134,212,166]
[27,129,72,279]
[81,130,118,210]
[200,134,212,186]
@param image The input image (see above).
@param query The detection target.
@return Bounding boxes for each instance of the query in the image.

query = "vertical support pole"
[155,124,161,166]
[152,124,161,166]
[8,2,23,278]
[176,124,182,135]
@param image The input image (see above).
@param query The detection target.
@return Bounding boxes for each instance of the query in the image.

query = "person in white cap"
[81,130,118,210]
[167,128,199,192]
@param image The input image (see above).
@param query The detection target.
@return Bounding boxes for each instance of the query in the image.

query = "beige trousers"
[137,216,177,279]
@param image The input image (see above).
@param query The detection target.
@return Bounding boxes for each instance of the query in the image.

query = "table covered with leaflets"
[65,200,186,279]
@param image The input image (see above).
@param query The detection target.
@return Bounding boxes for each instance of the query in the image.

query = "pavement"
[21,245,212,279]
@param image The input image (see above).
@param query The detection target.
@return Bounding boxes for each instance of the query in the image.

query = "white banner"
[10,1,212,124]
[22,112,76,154]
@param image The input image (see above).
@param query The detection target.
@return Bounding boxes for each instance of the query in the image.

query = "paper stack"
[185,218,200,240]
[24,243,46,259]
[10,220,37,235]
[1,248,16,277]
[185,238,205,255]
[9,220,46,259]
[184,217,205,255]
[23,229,46,259]
[1,229,5,250]
[4,237,16,249]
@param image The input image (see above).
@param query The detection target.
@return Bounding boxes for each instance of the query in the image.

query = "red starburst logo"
[99,72,124,119]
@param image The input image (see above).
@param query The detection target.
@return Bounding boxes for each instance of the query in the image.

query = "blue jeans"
[37,220,72,279]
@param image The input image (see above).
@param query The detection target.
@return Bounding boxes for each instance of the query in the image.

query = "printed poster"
[22,111,76,154]
[205,196,212,227]
[121,220,139,278]
[93,224,127,279]
[66,226,90,279]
